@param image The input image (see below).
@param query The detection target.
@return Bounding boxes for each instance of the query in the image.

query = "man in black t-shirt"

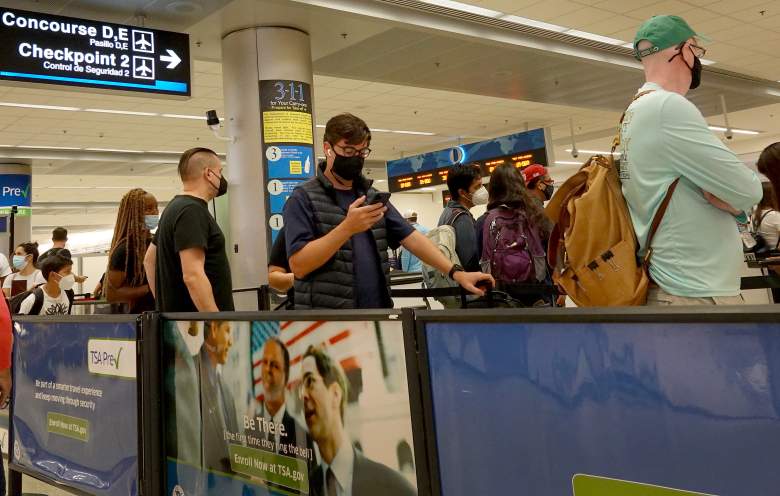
[144,147,234,312]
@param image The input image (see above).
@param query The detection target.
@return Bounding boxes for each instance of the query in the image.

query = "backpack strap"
[642,178,680,269]
[66,289,75,315]
[29,287,45,316]
[444,207,468,227]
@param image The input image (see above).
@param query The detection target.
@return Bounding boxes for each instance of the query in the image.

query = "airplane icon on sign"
[136,34,152,51]
[136,60,152,76]
[132,29,155,53]
[132,56,155,79]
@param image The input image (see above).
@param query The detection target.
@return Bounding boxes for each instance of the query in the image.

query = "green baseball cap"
[633,15,702,60]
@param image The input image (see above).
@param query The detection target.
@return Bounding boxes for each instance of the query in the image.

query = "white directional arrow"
[160,49,181,69]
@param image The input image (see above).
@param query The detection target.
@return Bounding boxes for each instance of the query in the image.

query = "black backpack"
[8,286,74,315]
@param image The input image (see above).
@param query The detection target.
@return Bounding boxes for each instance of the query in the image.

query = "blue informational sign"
[11,320,138,496]
[266,145,315,179]
[268,179,305,215]
[0,174,31,207]
[386,128,547,178]
[424,320,780,496]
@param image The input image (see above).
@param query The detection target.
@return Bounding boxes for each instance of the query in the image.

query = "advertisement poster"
[424,321,780,496]
[164,318,418,496]
[260,80,316,247]
[11,320,138,495]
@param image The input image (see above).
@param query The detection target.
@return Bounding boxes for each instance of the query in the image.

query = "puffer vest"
[293,174,389,309]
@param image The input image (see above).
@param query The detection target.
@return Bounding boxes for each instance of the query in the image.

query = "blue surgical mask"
[145,214,159,230]
[12,255,27,270]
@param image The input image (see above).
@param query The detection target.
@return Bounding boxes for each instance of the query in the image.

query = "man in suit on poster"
[301,345,416,496]
[199,320,239,473]
[259,337,315,466]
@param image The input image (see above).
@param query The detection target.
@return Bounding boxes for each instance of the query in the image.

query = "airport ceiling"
[2,0,780,234]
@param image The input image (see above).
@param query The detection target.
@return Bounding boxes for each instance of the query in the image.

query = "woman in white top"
[3,242,46,297]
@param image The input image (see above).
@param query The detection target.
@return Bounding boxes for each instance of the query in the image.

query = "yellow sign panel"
[262,111,313,144]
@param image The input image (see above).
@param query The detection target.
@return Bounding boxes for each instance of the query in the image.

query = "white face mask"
[57,273,76,291]
[471,186,489,206]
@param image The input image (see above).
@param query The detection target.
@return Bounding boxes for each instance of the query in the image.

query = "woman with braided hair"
[106,188,159,313]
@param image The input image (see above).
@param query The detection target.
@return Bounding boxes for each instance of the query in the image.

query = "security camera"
[206,110,220,131]
[205,110,236,143]
[571,147,579,159]
[725,128,734,140]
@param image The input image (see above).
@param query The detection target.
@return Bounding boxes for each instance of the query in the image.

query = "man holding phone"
[284,113,493,309]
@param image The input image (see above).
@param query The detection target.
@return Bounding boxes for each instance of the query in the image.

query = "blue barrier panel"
[422,315,780,496]
[163,314,421,496]
[11,318,139,495]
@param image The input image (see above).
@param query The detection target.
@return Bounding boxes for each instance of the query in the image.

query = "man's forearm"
[290,224,353,278]
[401,231,453,274]
[184,272,219,312]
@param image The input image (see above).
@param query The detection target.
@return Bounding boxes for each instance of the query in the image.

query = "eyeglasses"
[332,143,372,158]
[670,41,706,60]
[688,43,706,59]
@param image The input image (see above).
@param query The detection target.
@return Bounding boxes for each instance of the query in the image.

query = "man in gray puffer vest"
[284,113,493,309]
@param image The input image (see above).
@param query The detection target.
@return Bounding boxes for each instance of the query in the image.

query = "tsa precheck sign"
[87,338,137,379]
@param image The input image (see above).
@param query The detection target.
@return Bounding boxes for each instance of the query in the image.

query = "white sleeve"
[0,254,11,278]
[33,271,46,286]
[18,293,36,315]
[2,273,13,289]
[763,211,780,232]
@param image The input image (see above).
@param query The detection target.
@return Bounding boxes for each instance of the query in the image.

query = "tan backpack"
[545,92,678,307]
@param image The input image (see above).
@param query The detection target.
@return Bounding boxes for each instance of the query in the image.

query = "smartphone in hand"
[366,191,391,206]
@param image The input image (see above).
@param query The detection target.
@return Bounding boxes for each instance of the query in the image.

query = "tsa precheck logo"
[0,174,31,207]
[87,339,136,378]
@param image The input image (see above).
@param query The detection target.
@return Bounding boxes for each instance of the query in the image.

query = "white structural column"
[0,162,32,256]
[221,27,314,310]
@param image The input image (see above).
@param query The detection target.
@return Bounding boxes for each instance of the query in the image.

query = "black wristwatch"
[448,264,464,280]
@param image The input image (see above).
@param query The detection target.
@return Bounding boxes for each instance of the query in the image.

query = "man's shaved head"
[178,147,219,182]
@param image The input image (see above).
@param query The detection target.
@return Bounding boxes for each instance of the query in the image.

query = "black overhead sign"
[0,8,191,96]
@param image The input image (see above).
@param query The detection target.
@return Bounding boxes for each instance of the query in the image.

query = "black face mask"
[669,46,702,90]
[543,183,555,201]
[332,153,365,182]
[208,170,228,197]
[688,56,702,90]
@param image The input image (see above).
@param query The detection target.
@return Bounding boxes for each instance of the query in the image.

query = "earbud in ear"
[327,149,332,156]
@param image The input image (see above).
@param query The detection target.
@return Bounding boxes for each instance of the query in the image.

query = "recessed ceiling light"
[18,145,82,150]
[418,0,501,17]
[708,125,760,135]
[0,102,80,111]
[85,148,144,153]
[565,148,621,156]
[563,29,626,46]
[84,109,159,116]
[161,114,205,120]
[392,130,436,136]
[499,15,567,33]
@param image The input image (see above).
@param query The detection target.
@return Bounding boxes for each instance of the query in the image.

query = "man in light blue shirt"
[623,15,762,305]
[399,210,429,273]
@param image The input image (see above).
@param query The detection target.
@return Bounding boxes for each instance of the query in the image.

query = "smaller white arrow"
[160,49,181,69]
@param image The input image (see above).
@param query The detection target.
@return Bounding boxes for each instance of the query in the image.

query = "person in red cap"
[522,164,555,205]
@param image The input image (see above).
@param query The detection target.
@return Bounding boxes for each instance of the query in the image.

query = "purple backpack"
[480,207,546,284]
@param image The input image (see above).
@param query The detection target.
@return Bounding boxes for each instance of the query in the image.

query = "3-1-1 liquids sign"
[0,8,190,96]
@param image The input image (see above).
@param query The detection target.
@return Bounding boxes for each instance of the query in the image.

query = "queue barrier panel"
[9,315,142,496]
[415,306,780,496]
[159,309,427,496]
